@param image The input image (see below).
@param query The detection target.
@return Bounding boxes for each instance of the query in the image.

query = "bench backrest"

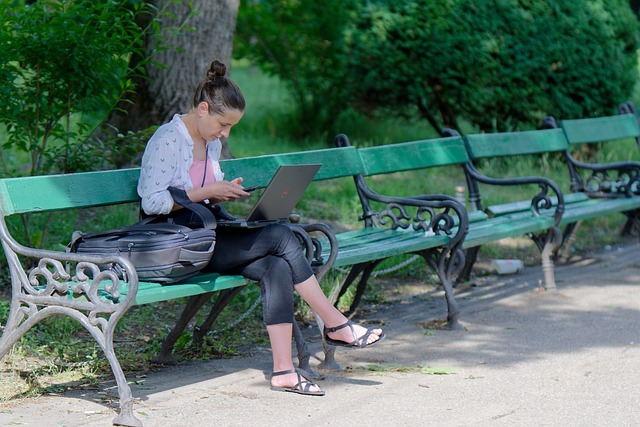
[220,146,362,186]
[356,135,470,176]
[0,168,141,216]
[0,146,363,217]
[560,113,640,146]
[463,127,569,160]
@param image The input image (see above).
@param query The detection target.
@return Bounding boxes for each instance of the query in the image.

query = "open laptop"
[216,164,321,228]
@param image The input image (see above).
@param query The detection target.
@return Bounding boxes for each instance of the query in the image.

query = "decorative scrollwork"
[26,258,71,296]
[72,262,124,306]
[25,258,125,310]
[428,208,456,235]
[531,184,553,217]
[582,166,640,197]
[288,222,338,281]
[376,203,413,229]
[373,202,457,236]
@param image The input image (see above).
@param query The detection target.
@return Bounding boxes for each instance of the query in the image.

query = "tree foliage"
[0,0,159,176]
[235,0,361,137]
[236,0,640,135]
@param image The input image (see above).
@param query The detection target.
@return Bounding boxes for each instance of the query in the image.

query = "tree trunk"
[105,0,239,164]
[147,0,240,124]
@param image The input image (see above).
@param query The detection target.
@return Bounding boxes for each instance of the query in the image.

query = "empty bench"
[330,132,565,321]
[460,115,640,270]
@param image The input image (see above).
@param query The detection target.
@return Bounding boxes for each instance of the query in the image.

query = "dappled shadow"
[344,241,640,371]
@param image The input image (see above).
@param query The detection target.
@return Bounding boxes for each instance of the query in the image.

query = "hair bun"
[206,60,227,81]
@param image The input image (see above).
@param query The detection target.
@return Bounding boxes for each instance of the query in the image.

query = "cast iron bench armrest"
[564,156,640,198]
[463,162,565,227]
[288,222,338,281]
[353,173,469,246]
[0,217,138,308]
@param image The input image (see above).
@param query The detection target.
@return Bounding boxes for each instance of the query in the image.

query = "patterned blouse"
[137,114,224,215]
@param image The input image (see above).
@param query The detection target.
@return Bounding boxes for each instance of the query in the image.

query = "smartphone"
[243,185,260,193]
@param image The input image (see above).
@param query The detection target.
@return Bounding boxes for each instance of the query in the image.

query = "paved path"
[1,242,640,426]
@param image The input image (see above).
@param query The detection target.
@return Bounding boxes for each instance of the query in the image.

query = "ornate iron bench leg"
[319,262,372,371]
[151,292,215,364]
[347,260,384,316]
[106,340,142,427]
[292,318,317,378]
[557,221,581,264]
[531,227,563,291]
[621,209,640,238]
[420,249,463,330]
[191,287,245,346]
[457,246,480,283]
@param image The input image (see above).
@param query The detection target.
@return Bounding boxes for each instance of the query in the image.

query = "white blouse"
[137,114,224,215]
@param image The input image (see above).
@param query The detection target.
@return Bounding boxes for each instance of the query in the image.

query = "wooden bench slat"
[332,233,451,267]
[220,146,363,187]
[464,216,556,248]
[464,128,567,159]
[0,168,141,215]
[357,136,468,175]
[561,114,640,145]
[129,274,248,305]
[559,197,640,225]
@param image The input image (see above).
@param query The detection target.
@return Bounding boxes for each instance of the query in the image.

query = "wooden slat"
[0,168,140,216]
[317,227,450,267]
[464,128,568,159]
[129,274,248,305]
[464,215,556,248]
[357,136,468,175]
[220,146,362,187]
[559,197,640,225]
[0,147,363,217]
[486,193,590,217]
[561,114,640,145]
[64,273,248,306]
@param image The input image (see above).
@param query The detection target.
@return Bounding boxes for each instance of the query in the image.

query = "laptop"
[216,163,322,228]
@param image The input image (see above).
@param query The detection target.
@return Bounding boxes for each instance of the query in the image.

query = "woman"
[138,60,384,396]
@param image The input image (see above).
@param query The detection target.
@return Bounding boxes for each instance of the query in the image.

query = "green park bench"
[334,120,640,319]
[332,132,565,315]
[462,115,640,266]
[0,146,468,426]
[554,112,640,257]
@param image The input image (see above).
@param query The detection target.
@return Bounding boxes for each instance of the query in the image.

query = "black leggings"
[205,224,314,325]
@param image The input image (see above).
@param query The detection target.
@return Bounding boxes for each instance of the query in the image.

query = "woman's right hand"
[204,178,250,203]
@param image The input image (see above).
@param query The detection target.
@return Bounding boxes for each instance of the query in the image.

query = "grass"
[1,62,639,399]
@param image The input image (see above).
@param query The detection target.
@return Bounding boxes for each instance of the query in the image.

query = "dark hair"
[192,60,246,115]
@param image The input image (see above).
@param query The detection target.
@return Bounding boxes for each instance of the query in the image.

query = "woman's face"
[196,102,244,141]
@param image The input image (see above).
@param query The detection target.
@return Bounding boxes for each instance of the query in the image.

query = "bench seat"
[124,274,249,305]
[331,228,451,267]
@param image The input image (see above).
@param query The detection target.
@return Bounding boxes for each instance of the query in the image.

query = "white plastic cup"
[490,259,524,275]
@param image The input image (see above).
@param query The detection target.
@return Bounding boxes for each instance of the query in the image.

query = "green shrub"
[236,0,639,136]
[0,0,155,176]
[347,0,639,133]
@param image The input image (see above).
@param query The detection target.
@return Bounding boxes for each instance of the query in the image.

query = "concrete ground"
[1,242,639,427]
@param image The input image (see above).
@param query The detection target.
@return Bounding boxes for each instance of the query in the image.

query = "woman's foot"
[324,320,385,348]
[270,369,324,396]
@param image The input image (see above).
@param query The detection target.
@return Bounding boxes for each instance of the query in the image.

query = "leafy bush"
[348,0,639,133]
[0,0,159,176]
[0,0,185,250]
[236,0,639,136]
